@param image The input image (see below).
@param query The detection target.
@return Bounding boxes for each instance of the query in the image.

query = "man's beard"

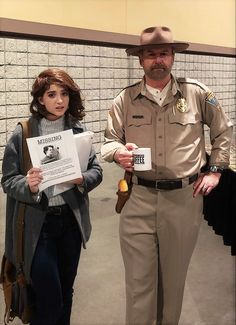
[144,64,172,80]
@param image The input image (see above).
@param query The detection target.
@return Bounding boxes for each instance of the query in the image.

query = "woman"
[1,68,103,325]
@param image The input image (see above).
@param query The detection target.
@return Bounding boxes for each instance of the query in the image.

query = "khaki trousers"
[119,183,203,325]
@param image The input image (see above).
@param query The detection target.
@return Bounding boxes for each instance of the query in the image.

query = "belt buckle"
[155,180,164,190]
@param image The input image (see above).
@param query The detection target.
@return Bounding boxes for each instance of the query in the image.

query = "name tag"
[132,115,144,119]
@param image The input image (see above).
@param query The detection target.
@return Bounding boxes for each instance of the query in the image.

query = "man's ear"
[138,50,144,66]
[138,56,143,67]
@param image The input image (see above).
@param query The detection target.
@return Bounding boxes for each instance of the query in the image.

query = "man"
[41,145,60,164]
[101,26,233,325]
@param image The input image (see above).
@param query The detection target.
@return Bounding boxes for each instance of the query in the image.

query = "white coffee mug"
[133,148,152,171]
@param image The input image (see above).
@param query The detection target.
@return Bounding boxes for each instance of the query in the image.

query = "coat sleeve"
[82,146,103,192]
[1,125,40,204]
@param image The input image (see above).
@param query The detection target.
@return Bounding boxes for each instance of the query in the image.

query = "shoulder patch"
[205,91,221,109]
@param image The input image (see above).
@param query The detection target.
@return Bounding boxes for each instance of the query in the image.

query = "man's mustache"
[151,64,166,70]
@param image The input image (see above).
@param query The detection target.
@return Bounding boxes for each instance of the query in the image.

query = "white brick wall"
[0,36,235,177]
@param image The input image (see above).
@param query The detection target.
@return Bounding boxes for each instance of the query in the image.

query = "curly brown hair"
[30,68,85,120]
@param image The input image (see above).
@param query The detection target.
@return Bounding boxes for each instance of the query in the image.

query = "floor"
[0,163,235,325]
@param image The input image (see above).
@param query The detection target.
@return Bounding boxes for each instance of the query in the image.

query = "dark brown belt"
[137,173,198,190]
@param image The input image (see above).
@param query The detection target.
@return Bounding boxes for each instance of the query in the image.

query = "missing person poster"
[53,131,94,195]
[26,129,82,192]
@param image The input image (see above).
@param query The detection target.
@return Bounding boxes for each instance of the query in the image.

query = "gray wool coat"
[1,116,103,283]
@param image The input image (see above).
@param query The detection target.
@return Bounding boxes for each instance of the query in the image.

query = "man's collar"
[131,75,183,100]
[130,78,145,100]
[146,79,171,95]
[171,75,183,97]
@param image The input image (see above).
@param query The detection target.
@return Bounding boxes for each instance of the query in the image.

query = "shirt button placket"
[156,113,165,167]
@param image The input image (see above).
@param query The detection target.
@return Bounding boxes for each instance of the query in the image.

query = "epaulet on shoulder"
[116,81,141,96]
[177,77,207,90]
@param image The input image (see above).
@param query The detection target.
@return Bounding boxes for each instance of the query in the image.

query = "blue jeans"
[30,205,82,325]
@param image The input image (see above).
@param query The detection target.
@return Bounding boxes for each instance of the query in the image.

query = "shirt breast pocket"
[168,112,202,145]
[127,114,152,127]
[126,113,152,144]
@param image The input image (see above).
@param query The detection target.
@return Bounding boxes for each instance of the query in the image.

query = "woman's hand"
[26,167,43,193]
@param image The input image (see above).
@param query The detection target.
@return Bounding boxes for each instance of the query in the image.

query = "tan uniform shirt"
[101,75,233,180]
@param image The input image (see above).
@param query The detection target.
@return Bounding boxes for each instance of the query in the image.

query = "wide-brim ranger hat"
[126,26,189,56]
